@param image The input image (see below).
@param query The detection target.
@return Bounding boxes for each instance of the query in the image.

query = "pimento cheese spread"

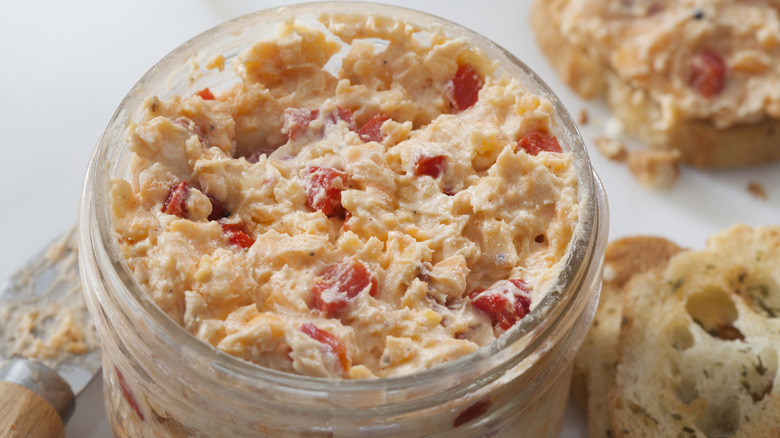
[110,14,580,379]
[550,0,780,128]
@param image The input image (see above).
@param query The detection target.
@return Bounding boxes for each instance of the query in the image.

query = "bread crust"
[531,0,780,168]
[606,75,780,168]
[571,236,682,438]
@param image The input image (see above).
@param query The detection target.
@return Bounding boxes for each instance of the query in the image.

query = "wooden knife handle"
[0,381,65,438]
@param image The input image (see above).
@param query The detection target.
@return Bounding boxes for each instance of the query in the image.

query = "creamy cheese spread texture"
[552,0,780,128]
[111,14,580,379]
[0,228,97,365]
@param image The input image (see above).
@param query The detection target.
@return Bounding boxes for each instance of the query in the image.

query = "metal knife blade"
[0,226,101,422]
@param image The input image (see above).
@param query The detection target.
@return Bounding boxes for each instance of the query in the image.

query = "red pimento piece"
[207,196,227,221]
[283,108,320,141]
[689,49,727,98]
[304,166,350,218]
[162,181,189,218]
[283,107,356,141]
[219,221,255,249]
[333,107,357,131]
[300,322,351,373]
[195,87,215,100]
[449,64,483,111]
[517,131,563,156]
[413,154,447,179]
[174,117,208,145]
[453,399,491,427]
[357,114,390,143]
[311,260,378,318]
[469,279,532,331]
[115,366,145,421]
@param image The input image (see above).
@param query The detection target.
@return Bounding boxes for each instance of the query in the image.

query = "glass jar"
[78,2,608,437]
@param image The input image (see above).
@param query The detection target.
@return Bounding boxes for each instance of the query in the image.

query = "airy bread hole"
[674,376,700,405]
[685,288,744,341]
[670,323,694,351]
[745,348,777,403]
[738,273,780,318]
[669,360,681,376]
[750,380,774,403]
[756,347,778,378]
[695,400,740,437]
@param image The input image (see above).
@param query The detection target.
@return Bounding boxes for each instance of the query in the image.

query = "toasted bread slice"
[609,225,780,437]
[571,236,683,438]
[605,75,780,169]
[530,0,606,100]
[530,0,780,168]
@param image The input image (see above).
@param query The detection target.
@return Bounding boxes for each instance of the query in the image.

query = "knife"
[0,227,101,438]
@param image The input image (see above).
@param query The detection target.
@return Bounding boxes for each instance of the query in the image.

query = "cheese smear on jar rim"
[110,13,580,379]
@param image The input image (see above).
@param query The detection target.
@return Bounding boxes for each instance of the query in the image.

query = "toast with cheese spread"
[531,0,780,168]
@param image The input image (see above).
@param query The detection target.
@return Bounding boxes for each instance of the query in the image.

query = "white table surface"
[1,1,778,436]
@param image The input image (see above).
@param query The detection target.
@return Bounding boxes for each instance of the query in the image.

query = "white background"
[1,1,778,436]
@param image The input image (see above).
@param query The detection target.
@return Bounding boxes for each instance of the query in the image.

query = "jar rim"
[79,0,608,404]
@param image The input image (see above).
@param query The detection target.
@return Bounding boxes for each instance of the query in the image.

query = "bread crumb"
[605,117,624,138]
[602,262,617,282]
[594,136,627,161]
[628,150,680,189]
[747,181,768,200]
[579,109,589,125]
